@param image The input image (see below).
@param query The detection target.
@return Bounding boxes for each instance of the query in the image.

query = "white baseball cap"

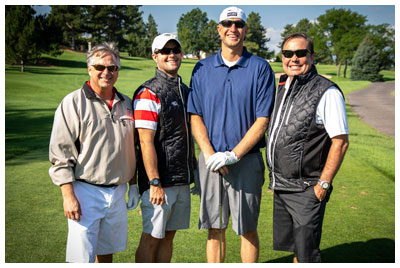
[152,33,181,53]
[219,6,246,23]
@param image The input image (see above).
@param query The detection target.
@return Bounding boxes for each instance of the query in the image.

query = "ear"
[88,66,92,76]
[311,53,316,63]
[152,53,158,62]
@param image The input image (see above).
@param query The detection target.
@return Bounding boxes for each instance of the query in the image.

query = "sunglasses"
[282,49,310,58]
[92,64,119,72]
[155,47,182,55]
[220,20,246,29]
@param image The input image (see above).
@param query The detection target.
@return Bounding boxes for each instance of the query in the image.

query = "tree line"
[5,5,394,81]
[279,8,394,80]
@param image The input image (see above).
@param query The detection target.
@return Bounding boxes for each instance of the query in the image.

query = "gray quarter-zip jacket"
[49,82,136,186]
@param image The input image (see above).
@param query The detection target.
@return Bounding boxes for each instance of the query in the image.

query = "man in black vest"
[267,33,349,262]
[133,33,194,262]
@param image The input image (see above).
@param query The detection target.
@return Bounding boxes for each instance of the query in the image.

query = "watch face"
[321,182,329,189]
[151,179,159,186]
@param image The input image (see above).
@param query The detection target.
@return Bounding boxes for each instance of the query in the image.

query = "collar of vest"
[278,64,318,86]
[154,68,181,86]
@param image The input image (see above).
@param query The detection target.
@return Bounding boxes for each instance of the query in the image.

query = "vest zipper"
[267,80,296,189]
[178,78,191,183]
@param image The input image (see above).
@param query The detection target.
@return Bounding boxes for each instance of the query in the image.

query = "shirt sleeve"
[256,63,276,118]
[316,86,349,138]
[48,93,80,186]
[133,87,161,130]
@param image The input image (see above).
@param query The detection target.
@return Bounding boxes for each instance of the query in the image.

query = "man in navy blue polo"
[187,6,275,263]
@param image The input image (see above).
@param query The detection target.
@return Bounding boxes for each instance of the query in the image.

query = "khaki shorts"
[140,185,191,239]
[198,151,265,235]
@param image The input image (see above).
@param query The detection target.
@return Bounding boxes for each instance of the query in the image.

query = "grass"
[4,50,395,263]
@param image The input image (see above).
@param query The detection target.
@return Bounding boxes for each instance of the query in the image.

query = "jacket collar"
[82,81,125,101]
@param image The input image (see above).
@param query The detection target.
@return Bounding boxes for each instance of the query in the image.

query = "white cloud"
[265,27,283,54]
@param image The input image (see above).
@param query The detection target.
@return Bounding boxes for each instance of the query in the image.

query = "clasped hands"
[206,151,239,175]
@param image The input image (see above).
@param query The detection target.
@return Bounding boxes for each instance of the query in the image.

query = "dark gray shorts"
[273,186,332,262]
[198,152,265,235]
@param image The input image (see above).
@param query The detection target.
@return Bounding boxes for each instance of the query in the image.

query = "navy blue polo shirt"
[187,47,275,152]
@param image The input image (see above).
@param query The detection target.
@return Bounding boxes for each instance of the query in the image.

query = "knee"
[164,231,176,242]
[208,228,226,240]
[242,230,259,243]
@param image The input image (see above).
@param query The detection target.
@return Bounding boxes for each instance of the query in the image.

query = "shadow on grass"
[5,107,55,164]
[265,238,395,263]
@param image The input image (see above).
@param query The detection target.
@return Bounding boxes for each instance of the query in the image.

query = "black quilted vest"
[133,68,194,195]
[267,65,343,192]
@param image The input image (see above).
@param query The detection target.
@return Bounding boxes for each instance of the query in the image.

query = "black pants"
[273,186,332,262]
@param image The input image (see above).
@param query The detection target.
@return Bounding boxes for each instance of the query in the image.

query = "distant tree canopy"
[5,5,62,72]
[280,8,395,78]
[244,12,274,59]
[351,36,383,82]
[177,8,219,58]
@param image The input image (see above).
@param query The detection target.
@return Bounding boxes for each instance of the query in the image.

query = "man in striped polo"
[132,33,195,263]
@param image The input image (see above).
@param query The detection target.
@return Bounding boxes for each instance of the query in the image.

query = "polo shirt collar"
[214,47,251,68]
[82,81,125,101]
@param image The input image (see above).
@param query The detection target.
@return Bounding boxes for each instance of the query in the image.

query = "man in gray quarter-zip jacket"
[132,33,194,263]
[49,42,139,263]
[267,33,349,263]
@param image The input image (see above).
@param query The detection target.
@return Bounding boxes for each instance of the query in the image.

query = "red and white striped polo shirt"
[133,87,161,130]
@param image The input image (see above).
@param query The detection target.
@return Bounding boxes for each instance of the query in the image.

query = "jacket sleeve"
[48,93,80,186]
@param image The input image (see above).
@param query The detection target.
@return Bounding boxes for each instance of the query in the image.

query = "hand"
[149,185,165,205]
[127,184,140,210]
[206,151,239,171]
[314,184,327,202]
[63,193,82,222]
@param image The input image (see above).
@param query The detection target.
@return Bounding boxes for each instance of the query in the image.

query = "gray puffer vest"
[267,65,343,192]
[133,68,194,195]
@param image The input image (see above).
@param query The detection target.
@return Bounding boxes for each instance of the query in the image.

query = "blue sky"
[32,3,395,53]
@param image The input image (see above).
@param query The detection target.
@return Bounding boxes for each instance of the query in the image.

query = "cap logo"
[227,12,237,17]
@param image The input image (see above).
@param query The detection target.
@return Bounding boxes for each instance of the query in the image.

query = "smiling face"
[217,18,248,50]
[282,37,315,79]
[88,52,119,92]
[152,40,182,77]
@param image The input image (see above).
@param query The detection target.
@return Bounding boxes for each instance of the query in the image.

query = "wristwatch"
[149,178,160,187]
[318,179,330,190]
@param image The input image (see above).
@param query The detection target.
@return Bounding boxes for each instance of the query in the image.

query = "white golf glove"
[206,151,239,171]
[127,184,140,210]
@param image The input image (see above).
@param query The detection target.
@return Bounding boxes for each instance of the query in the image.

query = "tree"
[350,36,383,82]
[316,8,367,77]
[177,8,209,58]
[199,20,220,54]
[367,24,395,69]
[48,5,85,50]
[244,12,273,59]
[143,14,159,56]
[5,6,43,72]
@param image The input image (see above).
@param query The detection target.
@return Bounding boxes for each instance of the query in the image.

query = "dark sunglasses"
[155,47,182,55]
[92,64,119,72]
[220,20,246,29]
[282,49,310,58]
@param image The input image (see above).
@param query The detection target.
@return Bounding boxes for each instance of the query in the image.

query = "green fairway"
[4,50,395,263]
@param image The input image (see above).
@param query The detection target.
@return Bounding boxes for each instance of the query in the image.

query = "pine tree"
[244,12,273,59]
[5,6,42,72]
[350,36,383,82]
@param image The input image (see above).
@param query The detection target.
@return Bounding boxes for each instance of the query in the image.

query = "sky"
[30,1,396,53]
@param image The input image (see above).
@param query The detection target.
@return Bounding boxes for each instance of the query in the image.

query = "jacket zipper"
[178,78,191,183]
